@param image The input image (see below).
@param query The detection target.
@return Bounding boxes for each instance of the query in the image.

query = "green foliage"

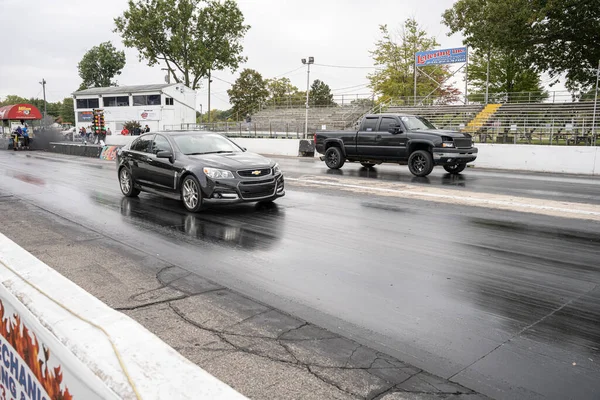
[227,69,269,117]
[310,80,335,106]
[0,95,76,122]
[114,0,249,90]
[198,109,232,123]
[442,0,600,93]
[368,20,461,104]
[265,77,299,105]
[123,121,141,132]
[467,49,548,102]
[529,0,600,93]
[61,98,75,124]
[77,41,126,89]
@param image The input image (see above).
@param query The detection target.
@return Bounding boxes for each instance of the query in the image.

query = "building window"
[76,98,99,109]
[133,94,162,106]
[104,96,130,107]
[165,97,174,106]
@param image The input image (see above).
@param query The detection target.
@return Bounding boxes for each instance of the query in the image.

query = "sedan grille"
[453,138,473,149]
[239,178,276,200]
[238,168,271,178]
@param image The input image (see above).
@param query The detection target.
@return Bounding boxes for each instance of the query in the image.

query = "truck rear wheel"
[408,150,434,177]
[325,147,345,169]
[443,163,467,174]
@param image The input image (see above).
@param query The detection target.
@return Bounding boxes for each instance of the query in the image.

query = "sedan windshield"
[401,116,437,130]
[174,133,242,155]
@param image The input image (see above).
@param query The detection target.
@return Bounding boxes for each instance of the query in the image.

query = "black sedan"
[116,131,285,212]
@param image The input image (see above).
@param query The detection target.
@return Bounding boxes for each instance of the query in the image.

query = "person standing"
[107,127,112,136]
[121,127,129,136]
[144,124,150,133]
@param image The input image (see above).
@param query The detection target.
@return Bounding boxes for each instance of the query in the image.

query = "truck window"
[361,117,379,132]
[378,117,397,132]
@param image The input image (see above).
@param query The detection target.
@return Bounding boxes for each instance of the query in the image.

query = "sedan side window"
[152,135,172,154]
[130,135,154,153]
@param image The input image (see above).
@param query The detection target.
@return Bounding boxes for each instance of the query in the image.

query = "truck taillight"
[313,133,316,144]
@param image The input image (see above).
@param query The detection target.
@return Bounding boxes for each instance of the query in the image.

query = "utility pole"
[39,79,47,118]
[485,51,490,104]
[301,57,314,138]
[592,60,600,145]
[208,71,212,123]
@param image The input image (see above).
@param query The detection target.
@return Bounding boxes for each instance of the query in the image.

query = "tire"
[443,163,467,174]
[181,175,204,213]
[360,162,375,168]
[119,168,140,197]
[408,150,434,177]
[324,146,345,169]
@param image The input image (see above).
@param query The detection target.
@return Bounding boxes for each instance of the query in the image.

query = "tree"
[114,0,249,90]
[61,98,75,124]
[77,42,126,89]
[467,49,547,103]
[442,0,600,94]
[227,69,269,118]
[529,0,600,93]
[368,20,461,104]
[310,80,335,106]
[0,95,28,106]
[265,77,298,106]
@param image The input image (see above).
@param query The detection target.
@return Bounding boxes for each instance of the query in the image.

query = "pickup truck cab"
[315,113,478,177]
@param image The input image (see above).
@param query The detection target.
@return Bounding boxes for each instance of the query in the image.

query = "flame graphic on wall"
[0,301,73,400]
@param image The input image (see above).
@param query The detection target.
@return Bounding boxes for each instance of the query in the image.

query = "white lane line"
[286,177,600,217]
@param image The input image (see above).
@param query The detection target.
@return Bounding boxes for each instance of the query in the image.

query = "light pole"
[301,57,314,138]
[39,79,47,118]
[199,104,203,124]
[592,60,599,146]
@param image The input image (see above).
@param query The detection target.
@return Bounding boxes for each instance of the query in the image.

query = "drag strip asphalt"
[0,150,599,400]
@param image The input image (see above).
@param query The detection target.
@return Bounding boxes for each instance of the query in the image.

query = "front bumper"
[203,174,285,204]
[432,147,478,164]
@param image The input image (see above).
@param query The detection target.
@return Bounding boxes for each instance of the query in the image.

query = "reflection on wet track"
[0,151,599,400]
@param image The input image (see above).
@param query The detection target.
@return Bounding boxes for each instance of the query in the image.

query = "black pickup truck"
[315,114,478,177]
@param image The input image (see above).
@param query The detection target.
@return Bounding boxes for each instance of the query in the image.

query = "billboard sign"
[416,47,467,66]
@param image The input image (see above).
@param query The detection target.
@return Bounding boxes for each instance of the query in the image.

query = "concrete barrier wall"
[0,233,246,400]
[473,144,599,175]
[104,135,600,175]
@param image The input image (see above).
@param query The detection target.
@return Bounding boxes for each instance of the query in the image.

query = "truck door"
[374,116,408,159]
[356,116,381,157]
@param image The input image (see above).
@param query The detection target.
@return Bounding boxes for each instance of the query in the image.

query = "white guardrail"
[0,233,246,400]
[105,136,600,175]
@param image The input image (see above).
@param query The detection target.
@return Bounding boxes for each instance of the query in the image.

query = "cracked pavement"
[0,196,487,399]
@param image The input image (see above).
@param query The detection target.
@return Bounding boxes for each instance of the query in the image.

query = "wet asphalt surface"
[0,150,599,400]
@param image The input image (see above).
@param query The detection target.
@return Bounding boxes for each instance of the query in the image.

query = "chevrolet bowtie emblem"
[251,170,262,175]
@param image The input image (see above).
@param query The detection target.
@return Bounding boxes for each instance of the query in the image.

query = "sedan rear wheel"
[182,175,203,212]
[119,168,140,197]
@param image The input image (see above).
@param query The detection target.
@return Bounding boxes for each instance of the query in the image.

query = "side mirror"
[388,124,403,134]
[241,147,247,152]
[157,150,174,160]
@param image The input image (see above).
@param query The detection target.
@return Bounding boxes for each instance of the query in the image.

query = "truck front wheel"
[408,150,434,177]
[325,147,345,169]
[443,163,467,174]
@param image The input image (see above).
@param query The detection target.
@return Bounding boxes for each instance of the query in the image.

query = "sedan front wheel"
[182,175,204,212]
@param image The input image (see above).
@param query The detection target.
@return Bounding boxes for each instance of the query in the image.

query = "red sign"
[0,103,43,120]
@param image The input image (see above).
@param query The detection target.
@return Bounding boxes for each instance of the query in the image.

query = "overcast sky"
[0,0,467,110]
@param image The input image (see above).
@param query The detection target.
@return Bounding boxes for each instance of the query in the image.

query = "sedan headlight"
[273,163,281,174]
[203,167,234,179]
